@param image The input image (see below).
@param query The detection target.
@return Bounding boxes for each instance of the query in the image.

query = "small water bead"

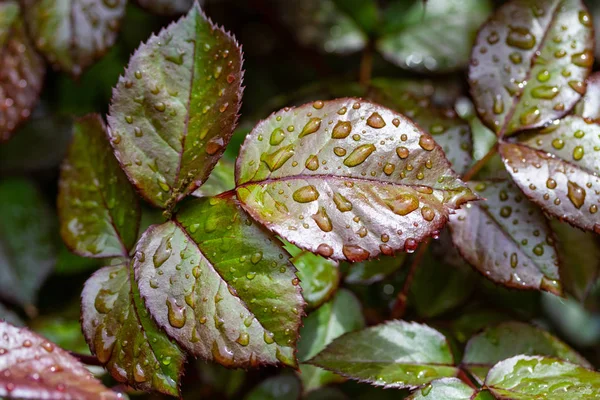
[299,117,322,138]
[421,207,435,221]
[573,146,584,160]
[510,253,518,268]
[312,100,324,109]
[166,297,186,328]
[567,181,586,208]
[316,243,334,257]
[134,127,143,137]
[493,95,504,114]
[418,135,435,151]
[536,70,550,82]
[125,115,133,124]
[366,112,385,128]
[332,120,352,139]
[404,238,418,253]
[506,27,536,50]
[500,206,512,218]
[293,185,319,203]
[546,178,557,189]
[134,70,142,79]
[520,107,540,125]
[533,244,544,256]
[509,52,522,64]
[551,138,564,149]
[342,245,370,262]
[396,147,409,159]
[385,193,419,216]
[270,128,285,145]
[487,31,499,44]
[333,147,346,157]
[392,118,400,127]
[383,163,395,175]
[590,204,598,214]
[344,144,376,167]
[305,155,319,171]
[531,85,559,99]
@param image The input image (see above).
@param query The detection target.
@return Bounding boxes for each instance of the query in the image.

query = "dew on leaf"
[567,181,586,208]
[299,117,322,138]
[332,120,352,139]
[292,185,320,203]
[344,144,376,167]
[366,112,386,128]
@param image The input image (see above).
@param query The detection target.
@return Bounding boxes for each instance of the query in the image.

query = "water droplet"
[312,207,332,232]
[536,69,550,82]
[567,181,586,208]
[316,243,334,257]
[385,193,419,216]
[493,95,504,114]
[344,144,376,167]
[590,204,598,214]
[579,10,592,26]
[270,128,285,146]
[572,50,594,68]
[366,112,386,128]
[236,332,250,346]
[510,253,518,268]
[133,363,147,383]
[396,146,409,159]
[533,244,544,256]
[421,207,435,221]
[41,341,54,352]
[154,102,166,112]
[520,106,540,126]
[551,138,564,149]
[500,206,512,218]
[418,135,435,151]
[333,193,352,212]
[305,154,319,171]
[293,185,320,203]
[313,100,324,109]
[261,144,294,171]
[531,85,559,99]
[299,117,322,138]
[332,120,352,139]
[487,31,499,44]
[573,146,584,160]
[546,178,557,189]
[568,80,586,94]
[506,27,536,50]
[509,52,522,64]
[342,245,370,262]
[125,115,133,124]
[404,238,418,253]
[392,118,400,127]
[383,163,395,175]
[134,70,142,79]
[333,147,346,157]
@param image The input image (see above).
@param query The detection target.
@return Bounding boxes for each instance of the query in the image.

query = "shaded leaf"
[134,196,303,367]
[58,114,141,258]
[449,307,512,344]
[469,0,593,136]
[485,355,600,399]
[463,321,591,383]
[107,4,243,208]
[370,77,464,108]
[0,179,56,308]
[0,1,45,142]
[449,180,562,294]
[542,292,600,346]
[197,362,245,398]
[343,254,406,285]
[135,0,195,16]
[291,249,339,310]
[54,243,100,275]
[298,289,365,392]
[308,320,458,388]
[244,375,301,400]
[236,98,476,262]
[23,0,125,77]
[192,158,235,198]
[331,0,378,34]
[500,116,600,233]
[377,0,491,72]
[0,303,23,327]
[304,387,348,400]
[0,321,120,399]
[406,378,475,400]
[574,72,600,120]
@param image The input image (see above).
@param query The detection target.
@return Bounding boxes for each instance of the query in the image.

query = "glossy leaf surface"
[485,355,600,399]
[108,4,243,208]
[0,179,56,308]
[469,0,594,136]
[236,99,476,261]
[82,263,185,396]
[0,2,45,142]
[192,158,235,198]
[23,0,126,77]
[308,320,458,388]
[290,249,339,310]
[378,0,491,72]
[135,0,195,15]
[500,116,600,233]
[449,180,561,294]
[0,321,120,399]
[343,254,406,285]
[574,72,600,120]
[134,196,303,367]
[463,321,590,382]
[406,378,475,400]
[58,114,140,258]
[298,289,365,392]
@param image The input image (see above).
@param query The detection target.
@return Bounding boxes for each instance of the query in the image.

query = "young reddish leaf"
[58,114,141,258]
[343,254,406,285]
[22,0,125,77]
[0,321,121,399]
[134,196,304,368]
[469,0,594,136]
[81,262,185,396]
[107,4,243,209]
[235,99,476,262]
[485,356,600,398]
[298,289,365,392]
[135,0,195,16]
[406,378,476,400]
[462,321,591,383]
[0,179,56,309]
[499,115,600,233]
[449,180,562,294]
[377,0,492,72]
[192,158,235,198]
[574,72,600,120]
[0,2,45,142]
[308,320,458,389]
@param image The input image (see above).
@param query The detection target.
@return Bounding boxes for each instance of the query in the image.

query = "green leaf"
[449,180,562,294]
[370,77,464,109]
[369,83,473,175]
[469,0,594,136]
[30,316,89,354]
[406,378,475,400]
[500,116,600,233]
[244,375,301,400]
[298,289,365,392]
[81,262,185,396]
[276,0,367,54]
[574,72,600,120]
[197,362,245,398]
[236,99,476,261]
[485,355,600,399]
[23,0,125,77]
[308,320,458,388]
[135,0,195,15]
[343,254,406,285]
[0,1,45,142]
[191,158,235,198]
[331,0,378,34]
[0,178,56,308]
[449,307,512,344]
[291,250,339,310]
[107,4,243,208]
[542,293,600,346]
[134,196,304,367]
[58,114,141,258]
[377,0,491,72]
[463,321,591,383]
[0,321,121,399]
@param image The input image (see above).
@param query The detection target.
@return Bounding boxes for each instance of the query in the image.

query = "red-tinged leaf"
[134,196,304,368]
[107,4,243,209]
[499,116,600,233]
[58,114,141,258]
[469,0,594,136]
[0,321,122,399]
[0,2,44,142]
[135,0,195,16]
[449,180,562,294]
[235,99,476,262]
[81,262,185,396]
[574,72,600,120]
[22,0,125,77]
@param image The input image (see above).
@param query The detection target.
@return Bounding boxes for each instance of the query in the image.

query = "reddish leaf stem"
[462,143,498,182]
[391,240,430,319]
[359,41,374,88]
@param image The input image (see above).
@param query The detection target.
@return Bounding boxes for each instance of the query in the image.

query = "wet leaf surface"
[406,378,475,400]
[191,158,235,198]
[236,99,476,262]
[0,321,121,399]
[449,180,562,294]
[23,0,126,77]
[298,289,365,392]
[308,320,458,388]
[463,321,591,383]
[500,115,600,233]
[135,0,195,15]
[0,2,45,142]
[485,355,600,399]
[107,4,243,208]
[134,196,304,368]
[378,0,491,72]
[469,0,594,136]
[574,72,600,120]
[0,179,56,308]
[58,114,140,258]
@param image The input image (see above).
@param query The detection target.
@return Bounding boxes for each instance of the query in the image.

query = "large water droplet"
[344,144,376,167]
[270,128,285,146]
[312,207,333,232]
[333,193,352,212]
[153,236,172,268]
[342,245,370,262]
[506,27,536,50]
[166,297,186,328]
[293,185,320,203]
[567,181,586,208]
[332,121,352,139]
[418,135,435,151]
[571,50,594,68]
[305,154,319,171]
[384,193,419,216]
[531,85,559,99]
[261,144,294,171]
[299,117,322,138]
[366,112,386,128]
